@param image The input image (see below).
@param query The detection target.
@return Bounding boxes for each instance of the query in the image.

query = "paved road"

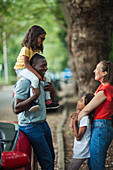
[0,86,13,109]
[0,85,18,121]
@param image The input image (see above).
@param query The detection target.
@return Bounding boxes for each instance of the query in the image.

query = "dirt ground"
[47,108,62,170]
[63,95,113,170]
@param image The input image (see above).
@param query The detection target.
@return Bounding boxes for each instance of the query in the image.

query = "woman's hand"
[71,112,78,120]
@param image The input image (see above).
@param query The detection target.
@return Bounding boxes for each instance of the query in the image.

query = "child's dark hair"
[84,93,95,125]
[22,25,46,53]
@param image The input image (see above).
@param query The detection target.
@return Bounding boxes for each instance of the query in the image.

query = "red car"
[0,121,37,170]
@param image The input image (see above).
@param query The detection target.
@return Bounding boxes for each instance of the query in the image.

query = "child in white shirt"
[68,93,94,170]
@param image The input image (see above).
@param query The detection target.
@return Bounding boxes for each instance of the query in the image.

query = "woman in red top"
[73,60,113,170]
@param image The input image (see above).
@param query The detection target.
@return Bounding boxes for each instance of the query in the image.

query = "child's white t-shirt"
[73,115,91,159]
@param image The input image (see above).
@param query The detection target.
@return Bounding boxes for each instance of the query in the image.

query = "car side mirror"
[1,151,29,170]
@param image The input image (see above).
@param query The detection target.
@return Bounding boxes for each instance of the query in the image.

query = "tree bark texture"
[62,0,113,97]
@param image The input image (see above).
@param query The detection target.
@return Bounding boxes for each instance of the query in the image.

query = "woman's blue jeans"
[19,121,55,170]
[90,119,113,170]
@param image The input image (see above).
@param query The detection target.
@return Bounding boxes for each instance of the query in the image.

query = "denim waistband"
[19,119,46,126]
[92,119,112,128]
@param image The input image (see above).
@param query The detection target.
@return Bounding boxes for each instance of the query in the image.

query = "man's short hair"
[30,53,45,65]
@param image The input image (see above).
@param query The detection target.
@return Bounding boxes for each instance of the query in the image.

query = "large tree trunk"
[63,0,113,97]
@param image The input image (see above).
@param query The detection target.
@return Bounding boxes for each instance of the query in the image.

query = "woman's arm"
[23,55,42,80]
[78,90,107,121]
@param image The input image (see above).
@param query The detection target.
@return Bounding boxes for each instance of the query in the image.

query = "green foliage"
[0,0,68,83]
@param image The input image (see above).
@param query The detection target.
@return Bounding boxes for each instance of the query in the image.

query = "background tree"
[44,0,113,97]
[60,0,113,97]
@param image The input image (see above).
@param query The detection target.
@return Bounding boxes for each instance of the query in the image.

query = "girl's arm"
[72,117,87,141]
[69,117,74,131]
[78,90,107,121]
[23,55,42,80]
[69,111,80,131]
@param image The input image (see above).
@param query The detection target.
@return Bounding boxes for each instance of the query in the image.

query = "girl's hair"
[22,25,46,52]
[101,60,113,85]
[84,93,95,125]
